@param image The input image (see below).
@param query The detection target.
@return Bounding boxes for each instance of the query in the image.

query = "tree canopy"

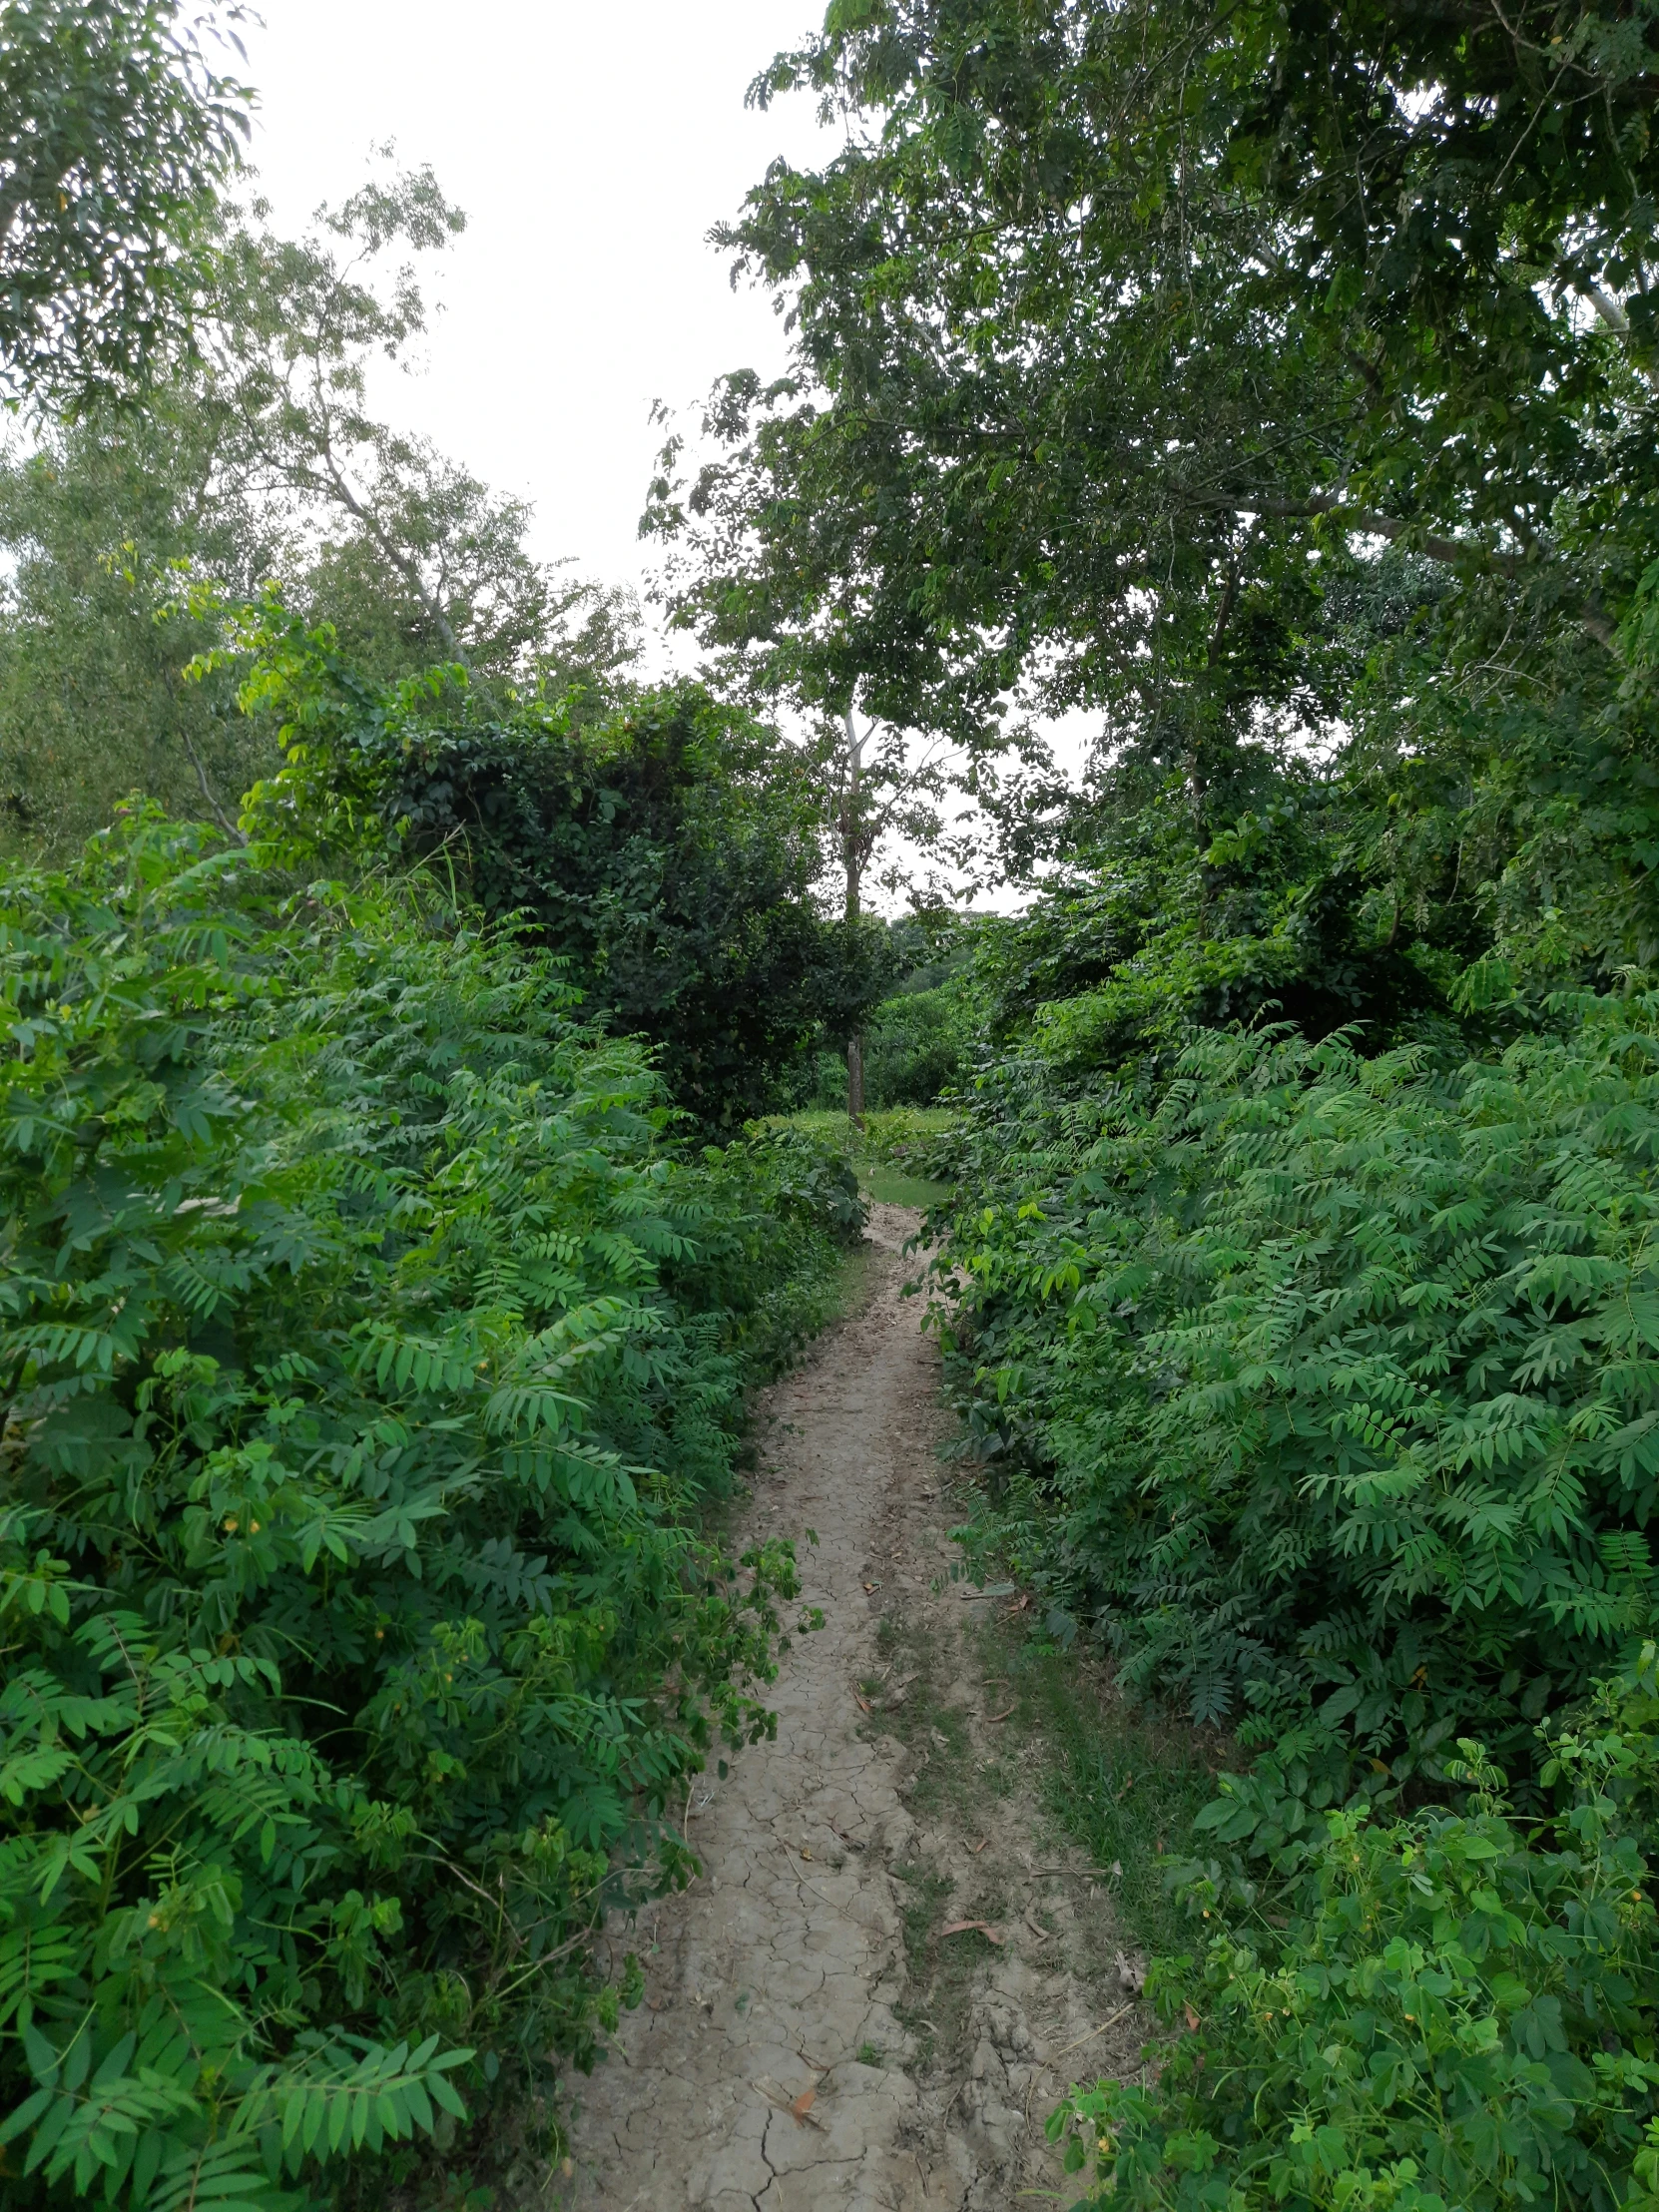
[656,0,1657,783]
[0,0,252,397]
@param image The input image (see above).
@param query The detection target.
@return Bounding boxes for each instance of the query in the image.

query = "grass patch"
[860,1610,1003,2075]
[889,1859,998,2074]
[863,1164,954,1207]
[979,1628,1222,1960]
[861,1613,973,1818]
[834,1236,877,1320]
[761,1107,958,1212]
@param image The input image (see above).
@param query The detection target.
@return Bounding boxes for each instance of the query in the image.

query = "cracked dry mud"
[561,1204,1151,2212]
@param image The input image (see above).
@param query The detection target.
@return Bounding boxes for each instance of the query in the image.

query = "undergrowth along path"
[562,1205,1147,2211]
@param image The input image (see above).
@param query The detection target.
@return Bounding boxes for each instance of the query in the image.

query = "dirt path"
[561,1206,1147,2211]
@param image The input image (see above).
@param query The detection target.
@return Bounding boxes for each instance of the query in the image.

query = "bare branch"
[181,731,247,844]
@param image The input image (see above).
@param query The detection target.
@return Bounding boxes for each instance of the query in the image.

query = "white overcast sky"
[242,1,840,605]
[238,2,1092,900]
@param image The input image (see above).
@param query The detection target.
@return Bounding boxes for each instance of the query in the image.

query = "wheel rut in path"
[561,1204,1147,2211]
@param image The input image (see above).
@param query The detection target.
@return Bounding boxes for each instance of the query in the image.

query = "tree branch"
[1578,282,1659,393]
[1254,493,1621,655]
[181,731,247,844]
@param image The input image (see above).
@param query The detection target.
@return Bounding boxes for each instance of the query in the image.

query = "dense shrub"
[0,814,846,2207]
[1052,1650,1659,2212]
[859,983,970,1107]
[805,990,966,1111]
[228,605,891,1130]
[964,774,1452,1077]
[932,1007,1659,1782]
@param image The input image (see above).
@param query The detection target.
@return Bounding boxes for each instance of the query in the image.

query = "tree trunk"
[842,703,865,1128]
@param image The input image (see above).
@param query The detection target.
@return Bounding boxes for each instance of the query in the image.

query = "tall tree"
[673,0,1658,819]
[199,169,627,698]
[0,0,252,398]
[823,696,958,1116]
[0,166,638,849]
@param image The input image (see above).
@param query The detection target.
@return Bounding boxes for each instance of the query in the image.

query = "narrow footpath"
[562,1205,1147,2212]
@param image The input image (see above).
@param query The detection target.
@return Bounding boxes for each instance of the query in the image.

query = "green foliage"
[669,0,1658,763]
[807,912,980,1111]
[807,989,968,1110]
[380,691,890,1128]
[0,164,639,857]
[0,415,276,848]
[0,2,251,400]
[967,771,1453,1076]
[228,605,889,1129]
[858,983,970,1108]
[1051,1653,1659,2211]
[0,810,848,2203]
[933,1004,1659,1776]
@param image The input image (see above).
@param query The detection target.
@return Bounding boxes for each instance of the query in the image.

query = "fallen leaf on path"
[941,1920,1004,1943]
[757,2078,828,2130]
[800,1848,813,1861]
[852,1691,871,1713]
[1184,2005,1202,2032]
[987,1706,1015,1723]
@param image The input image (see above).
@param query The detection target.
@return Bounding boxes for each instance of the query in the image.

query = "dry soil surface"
[560,1204,1148,2211]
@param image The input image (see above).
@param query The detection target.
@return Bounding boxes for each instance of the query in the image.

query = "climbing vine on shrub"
[1051,1651,1659,2212]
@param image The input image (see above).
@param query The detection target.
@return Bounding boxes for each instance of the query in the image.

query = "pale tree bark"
[842,703,865,1125]
[1580,282,1659,393]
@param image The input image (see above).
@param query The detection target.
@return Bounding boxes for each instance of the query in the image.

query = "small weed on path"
[861,1613,972,1816]
[863,1163,953,1208]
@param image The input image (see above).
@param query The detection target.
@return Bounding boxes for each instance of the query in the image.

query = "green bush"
[1052,1651,1659,2212]
[862,983,970,1106]
[226,605,891,1132]
[807,981,974,1112]
[933,1007,1659,1779]
[0,814,839,2207]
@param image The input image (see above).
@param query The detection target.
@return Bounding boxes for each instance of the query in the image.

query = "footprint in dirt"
[558,1206,1147,2211]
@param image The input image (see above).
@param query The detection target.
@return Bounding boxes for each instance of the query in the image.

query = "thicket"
[0,808,858,2207]
[197,601,891,1134]
[704,0,1659,2197]
[935,1006,1659,1756]
[921,783,1659,2200]
[804,916,977,1112]
[1051,1653,1659,2210]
